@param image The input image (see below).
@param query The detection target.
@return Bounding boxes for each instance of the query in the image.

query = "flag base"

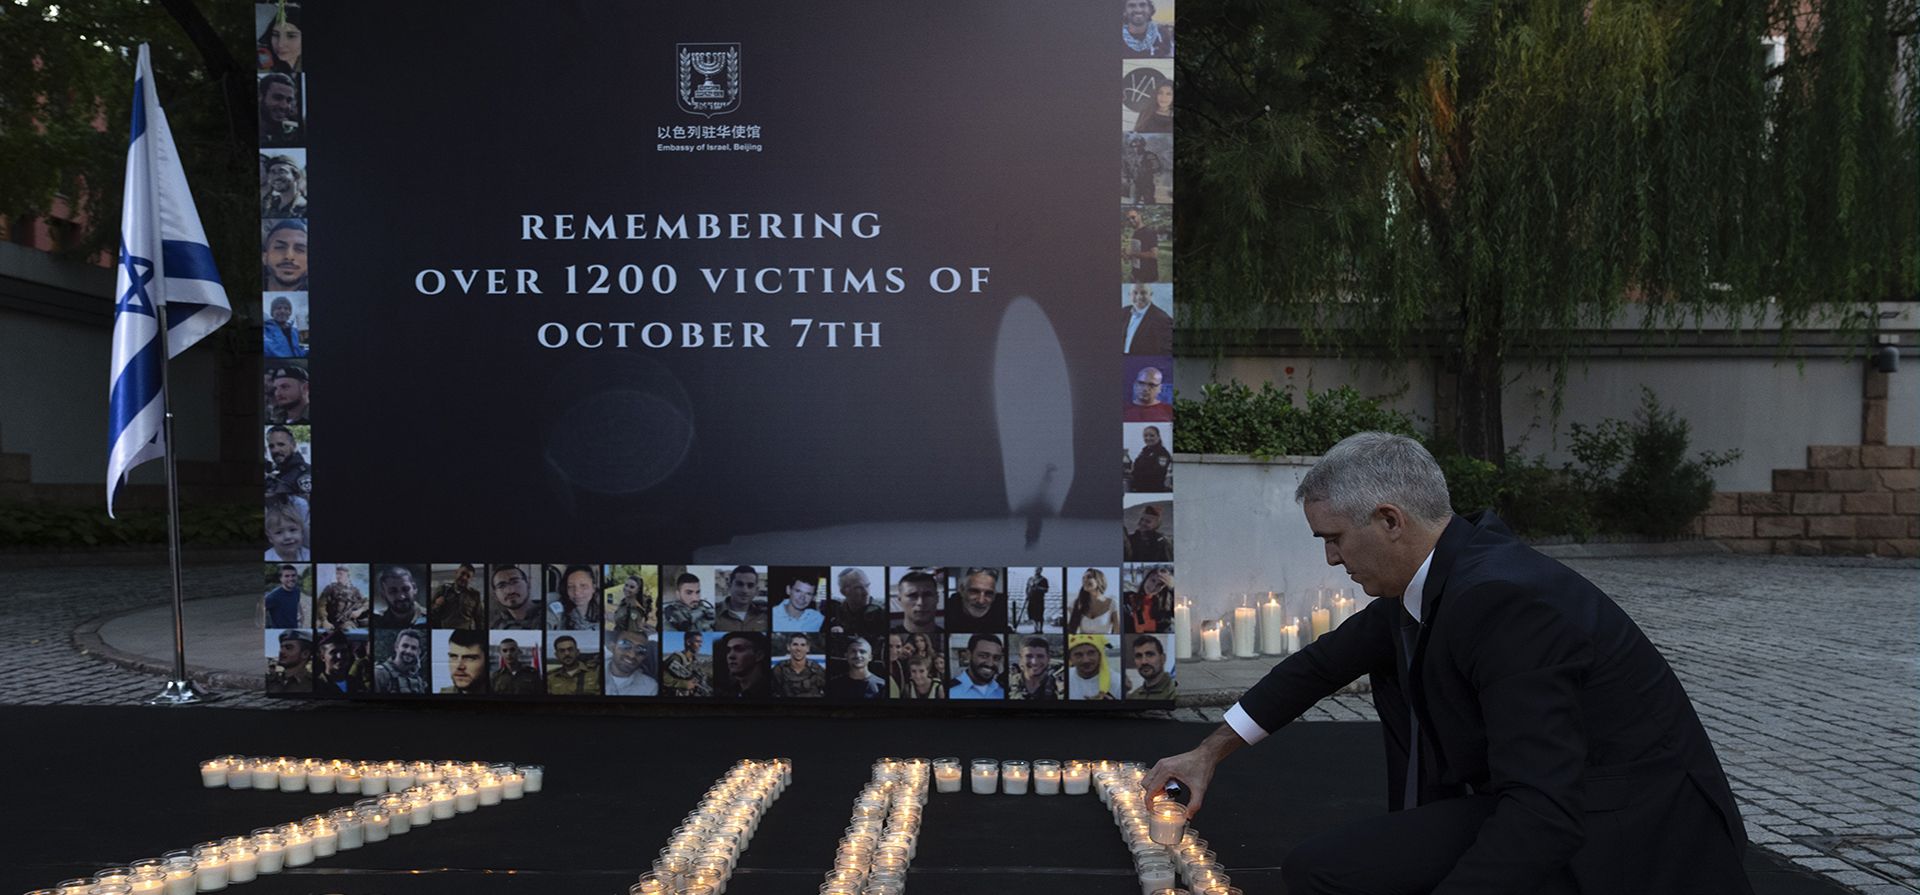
[144,678,221,706]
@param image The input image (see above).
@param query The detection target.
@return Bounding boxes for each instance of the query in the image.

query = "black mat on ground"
[1,705,1839,894]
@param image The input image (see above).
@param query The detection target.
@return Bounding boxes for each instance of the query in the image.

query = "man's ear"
[1375,503,1409,539]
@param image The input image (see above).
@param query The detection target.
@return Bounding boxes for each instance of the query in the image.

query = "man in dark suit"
[1124,283,1173,355]
[1147,432,1751,894]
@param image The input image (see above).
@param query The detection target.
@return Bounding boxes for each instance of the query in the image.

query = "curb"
[1532,540,1731,559]
[71,599,265,692]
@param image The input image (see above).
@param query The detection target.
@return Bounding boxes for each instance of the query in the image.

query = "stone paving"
[1173,554,1920,895]
[0,554,1914,892]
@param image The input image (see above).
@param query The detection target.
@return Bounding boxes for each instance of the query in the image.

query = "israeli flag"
[107,45,232,515]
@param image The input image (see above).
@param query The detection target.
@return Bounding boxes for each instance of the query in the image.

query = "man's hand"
[1145,748,1220,817]
[1144,723,1248,818]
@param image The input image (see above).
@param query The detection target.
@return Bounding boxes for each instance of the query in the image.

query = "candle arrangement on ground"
[816,757,927,895]
[628,758,790,895]
[1092,762,1238,895]
[18,756,541,895]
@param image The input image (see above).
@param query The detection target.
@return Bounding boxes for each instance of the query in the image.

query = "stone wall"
[1701,444,1920,557]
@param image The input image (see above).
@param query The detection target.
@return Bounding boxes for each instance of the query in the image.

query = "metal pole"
[144,289,219,706]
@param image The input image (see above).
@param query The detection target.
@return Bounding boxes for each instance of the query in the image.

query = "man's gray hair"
[1294,432,1453,526]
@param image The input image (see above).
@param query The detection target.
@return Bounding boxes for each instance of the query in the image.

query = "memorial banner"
[256,0,1180,705]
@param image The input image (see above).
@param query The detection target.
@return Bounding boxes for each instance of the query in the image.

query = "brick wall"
[1702,445,1920,557]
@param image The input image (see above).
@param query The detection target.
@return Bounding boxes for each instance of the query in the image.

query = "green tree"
[1179,0,1919,463]
[0,0,259,296]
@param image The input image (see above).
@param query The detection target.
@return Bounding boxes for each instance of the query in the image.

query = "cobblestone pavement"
[0,563,287,709]
[1175,554,1920,895]
[6,555,1917,892]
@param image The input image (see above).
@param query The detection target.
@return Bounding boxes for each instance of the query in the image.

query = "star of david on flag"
[107,44,232,515]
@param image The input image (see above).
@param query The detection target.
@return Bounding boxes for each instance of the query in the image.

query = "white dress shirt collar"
[1404,546,1438,623]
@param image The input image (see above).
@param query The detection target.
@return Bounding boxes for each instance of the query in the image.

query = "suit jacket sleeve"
[1434,582,1593,895]
[1235,597,1396,735]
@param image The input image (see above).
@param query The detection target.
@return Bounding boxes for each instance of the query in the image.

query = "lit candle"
[276,760,306,792]
[1000,760,1030,795]
[1232,601,1258,658]
[130,869,166,893]
[306,760,336,793]
[502,772,526,800]
[1139,861,1177,895]
[432,789,457,820]
[252,834,284,874]
[1172,599,1193,660]
[520,765,545,793]
[334,810,364,850]
[338,766,362,794]
[1033,760,1061,795]
[969,759,999,795]
[1282,620,1301,654]
[310,821,339,857]
[1063,761,1091,795]
[193,852,227,891]
[478,776,503,806]
[1149,800,1188,845]
[1310,606,1331,642]
[223,846,256,884]
[162,862,197,895]
[418,793,442,824]
[198,759,228,788]
[1259,592,1285,655]
[1331,593,1354,628]
[282,829,314,867]
[248,760,277,790]
[932,758,962,793]
[361,811,390,843]
[455,783,479,813]
[1199,622,1223,661]
[387,803,413,835]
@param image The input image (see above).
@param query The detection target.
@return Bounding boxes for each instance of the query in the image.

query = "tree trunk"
[1451,339,1506,466]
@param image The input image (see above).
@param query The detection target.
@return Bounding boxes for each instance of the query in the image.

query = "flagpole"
[137,43,217,706]
[145,296,217,705]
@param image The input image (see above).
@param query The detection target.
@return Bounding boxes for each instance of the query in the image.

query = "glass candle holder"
[478,775,503,806]
[1063,761,1091,795]
[1149,799,1188,845]
[221,846,256,885]
[248,759,278,790]
[999,760,1031,795]
[917,755,957,791]
[191,851,227,892]
[275,760,306,793]
[455,782,480,813]
[160,858,196,895]
[1138,860,1176,895]
[197,760,228,789]
[281,828,314,868]
[309,820,339,857]
[1031,759,1062,795]
[519,764,545,793]
[969,759,999,795]
[127,869,165,894]
[502,771,526,799]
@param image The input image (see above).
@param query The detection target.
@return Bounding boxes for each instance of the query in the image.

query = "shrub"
[1569,388,1739,538]
[1173,381,1417,458]
[0,502,261,548]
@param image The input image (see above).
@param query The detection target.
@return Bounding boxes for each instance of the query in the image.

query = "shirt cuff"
[1223,703,1269,746]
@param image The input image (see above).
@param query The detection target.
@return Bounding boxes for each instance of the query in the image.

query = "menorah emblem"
[677,43,742,118]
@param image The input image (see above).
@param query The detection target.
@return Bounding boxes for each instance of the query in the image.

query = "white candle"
[502,773,526,800]
[1138,861,1176,895]
[254,840,284,874]
[283,833,314,867]
[249,763,277,789]
[131,873,165,893]
[1172,600,1192,660]
[225,767,251,790]
[338,818,365,850]
[277,764,306,792]
[1310,607,1331,642]
[432,792,457,819]
[1199,624,1223,661]
[224,848,257,884]
[933,766,962,793]
[417,797,440,824]
[164,865,197,895]
[1259,594,1285,654]
[311,825,338,857]
[308,765,337,794]
[1148,800,1187,845]
[1232,605,1258,658]
[1281,622,1301,654]
[1331,595,1354,628]
[199,760,228,788]
[1033,762,1061,795]
[338,770,362,794]
[1063,763,1090,795]
[388,807,413,835]
[455,787,479,813]
[520,765,544,793]
[1001,762,1029,795]
[193,854,228,891]
[969,760,999,795]
[363,814,391,842]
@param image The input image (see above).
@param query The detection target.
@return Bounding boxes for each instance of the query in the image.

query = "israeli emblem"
[677,42,742,117]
